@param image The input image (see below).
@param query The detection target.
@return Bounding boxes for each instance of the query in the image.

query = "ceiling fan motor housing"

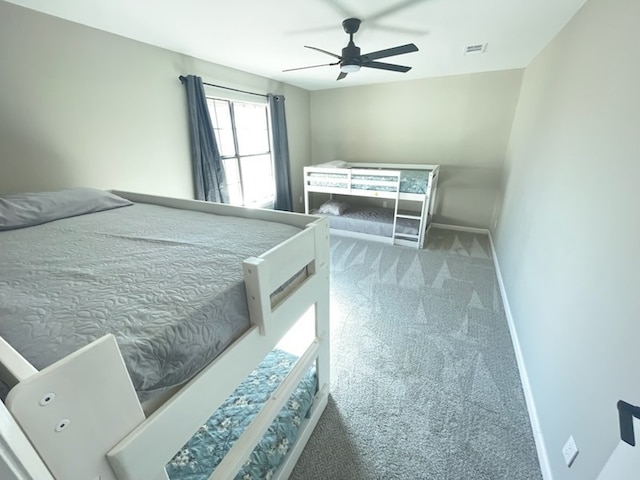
[342,42,361,64]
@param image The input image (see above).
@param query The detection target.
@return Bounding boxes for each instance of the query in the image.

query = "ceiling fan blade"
[366,0,427,22]
[361,61,412,73]
[361,43,418,61]
[369,25,429,36]
[320,0,355,19]
[283,62,339,72]
[288,25,341,35]
[305,45,342,60]
[337,71,348,81]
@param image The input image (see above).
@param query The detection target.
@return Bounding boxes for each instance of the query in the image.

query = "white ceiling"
[6,0,587,91]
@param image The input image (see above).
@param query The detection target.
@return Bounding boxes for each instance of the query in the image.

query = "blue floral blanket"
[166,349,317,480]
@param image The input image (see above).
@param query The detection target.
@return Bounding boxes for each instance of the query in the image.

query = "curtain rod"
[179,75,267,98]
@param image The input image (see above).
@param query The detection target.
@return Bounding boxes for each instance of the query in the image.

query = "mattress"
[326,206,420,237]
[166,348,317,480]
[308,169,431,194]
[0,203,301,401]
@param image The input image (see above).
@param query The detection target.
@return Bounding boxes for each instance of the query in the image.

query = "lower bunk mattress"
[324,206,420,238]
[166,348,317,480]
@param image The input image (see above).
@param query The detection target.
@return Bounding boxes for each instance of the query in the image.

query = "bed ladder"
[392,172,422,248]
[390,172,415,247]
[393,167,439,249]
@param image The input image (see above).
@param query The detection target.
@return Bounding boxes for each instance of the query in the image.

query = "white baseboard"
[487,232,553,480]
[421,222,552,478]
[337,220,552,477]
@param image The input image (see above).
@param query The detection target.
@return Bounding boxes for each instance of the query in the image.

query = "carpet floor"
[290,228,543,480]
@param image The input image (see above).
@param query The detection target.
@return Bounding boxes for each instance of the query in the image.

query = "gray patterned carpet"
[290,228,542,480]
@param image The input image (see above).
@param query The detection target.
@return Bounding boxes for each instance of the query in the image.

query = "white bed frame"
[303,162,439,249]
[0,192,331,480]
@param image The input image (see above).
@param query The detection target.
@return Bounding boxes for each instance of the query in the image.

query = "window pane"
[222,158,240,185]
[221,158,243,205]
[240,154,274,206]
[234,103,269,156]
[226,182,243,206]
[207,98,236,157]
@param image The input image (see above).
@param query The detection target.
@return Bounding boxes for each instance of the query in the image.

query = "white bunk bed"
[0,189,330,480]
[304,162,439,249]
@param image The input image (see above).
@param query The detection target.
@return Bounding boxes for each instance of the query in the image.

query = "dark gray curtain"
[268,94,293,212]
[180,75,228,203]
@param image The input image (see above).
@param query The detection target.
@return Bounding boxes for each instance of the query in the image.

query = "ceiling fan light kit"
[283,17,418,81]
[340,63,361,73]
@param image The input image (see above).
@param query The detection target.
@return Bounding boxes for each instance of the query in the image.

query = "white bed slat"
[210,339,320,479]
[0,337,37,385]
[305,185,400,199]
[256,227,317,297]
[349,162,440,170]
[272,385,329,480]
[112,191,317,230]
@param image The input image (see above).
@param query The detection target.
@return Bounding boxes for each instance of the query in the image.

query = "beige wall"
[310,70,523,228]
[493,0,640,478]
[7,2,639,476]
[0,1,311,211]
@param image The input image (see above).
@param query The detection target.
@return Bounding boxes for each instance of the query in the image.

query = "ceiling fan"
[283,18,419,81]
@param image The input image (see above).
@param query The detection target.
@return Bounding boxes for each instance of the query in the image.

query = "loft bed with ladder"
[0,188,330,480]
[304,162,440,249]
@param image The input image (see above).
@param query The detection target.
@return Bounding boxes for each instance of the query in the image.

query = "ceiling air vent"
[464,43,487,55]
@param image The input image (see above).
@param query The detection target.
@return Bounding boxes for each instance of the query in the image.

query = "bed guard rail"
[243,216,329,335]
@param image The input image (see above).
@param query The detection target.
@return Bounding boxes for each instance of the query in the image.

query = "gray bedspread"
[0,203,301,401]
[326,207,419,237]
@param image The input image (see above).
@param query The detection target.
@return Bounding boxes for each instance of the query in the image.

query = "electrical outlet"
[562,435,579,467]
[299,196,303,204]
[382,201,388,208]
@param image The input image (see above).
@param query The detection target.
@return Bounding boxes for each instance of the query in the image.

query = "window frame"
[205,95,275,208]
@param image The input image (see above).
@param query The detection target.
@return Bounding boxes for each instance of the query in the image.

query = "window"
[206,97,274,207]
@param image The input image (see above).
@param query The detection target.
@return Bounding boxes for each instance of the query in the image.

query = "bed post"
[3,335,162,480]
[304,171,310,214]
[0,401,54,480]
[243,257,269,335]
[310,218,331,393]
[428,166,439,219]
[314,284,331,395]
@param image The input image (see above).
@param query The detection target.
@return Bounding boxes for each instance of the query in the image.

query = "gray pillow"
[318,200,349,216]
[0,188,133,231]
